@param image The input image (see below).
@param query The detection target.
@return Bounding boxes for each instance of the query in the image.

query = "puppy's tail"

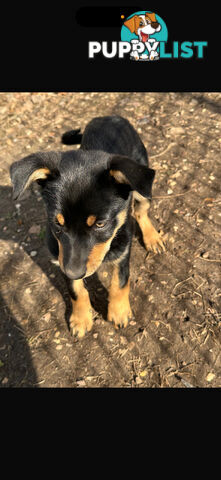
[61,128,83,145]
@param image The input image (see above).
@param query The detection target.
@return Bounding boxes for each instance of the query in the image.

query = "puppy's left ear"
[109,155,155,199]
[10,151,60,200]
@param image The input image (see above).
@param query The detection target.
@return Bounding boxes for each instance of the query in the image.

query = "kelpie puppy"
[10,115,165,338]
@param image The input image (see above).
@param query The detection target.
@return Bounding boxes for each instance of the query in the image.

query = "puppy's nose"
[151,22,159,28]
[64,268,86,280]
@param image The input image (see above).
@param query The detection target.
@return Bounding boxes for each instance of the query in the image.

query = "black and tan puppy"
[10,115,165,338]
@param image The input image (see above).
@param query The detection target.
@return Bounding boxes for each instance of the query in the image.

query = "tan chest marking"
[57,239,64,271]
[86,208,127,276]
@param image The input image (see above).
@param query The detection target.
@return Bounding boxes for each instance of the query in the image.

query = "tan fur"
[124,15,139,34]
[57,239,64,271]
[145,12,157,23]
[107,265,132,329]
[86,215,97,227]
[133,195,165,253]
[109,169,128,184]
[86,241,111,276]
[112,244,130,266]
[69,279,93,338]
[56,213,65,226]
[124,13,158,35]
[24,167,50,191]
[86,209,127,276]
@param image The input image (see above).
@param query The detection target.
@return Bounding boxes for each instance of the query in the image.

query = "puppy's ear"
[10,152,60,200]
[145,12,157,23]
[124,15,137,33]
[109,155,155,199]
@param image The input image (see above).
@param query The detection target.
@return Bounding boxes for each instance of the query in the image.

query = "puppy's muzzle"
[64,267,86,280]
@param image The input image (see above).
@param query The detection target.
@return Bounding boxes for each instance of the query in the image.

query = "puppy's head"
[10,149,155,279]
[145,12,161,32]
[124,12,161,40]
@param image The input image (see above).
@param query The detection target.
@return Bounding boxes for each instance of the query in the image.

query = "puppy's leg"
[68,279,93,338]
[107,249,132,329]
[133,194,165,253]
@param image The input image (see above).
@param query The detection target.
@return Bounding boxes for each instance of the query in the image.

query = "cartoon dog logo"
[123,12,161,61]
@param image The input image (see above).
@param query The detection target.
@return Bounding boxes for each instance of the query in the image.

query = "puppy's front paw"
[143,228,166,254]
[107,299,132,329]
[70,308,93,338]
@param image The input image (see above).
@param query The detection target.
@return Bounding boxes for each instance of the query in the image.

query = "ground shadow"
[0,292,38,387]
[85,272,109,321]
[0,184,109,338]
[177,92,221,115]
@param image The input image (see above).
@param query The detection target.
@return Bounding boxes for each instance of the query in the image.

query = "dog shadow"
[0,291,38,387]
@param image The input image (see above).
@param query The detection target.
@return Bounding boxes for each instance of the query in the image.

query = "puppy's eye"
[55,226,62,235]
[139,21,143,26]
[95,221,106,228]
[54,221,63,235]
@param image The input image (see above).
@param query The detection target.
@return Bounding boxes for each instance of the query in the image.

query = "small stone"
[135,376,143,385]
[202,252,209,259]
[2,377,8,384]
[28,225,41,235]
[42,312,51,322]
[76,379,86,387]
[30,250,37,257]
[169,126,185,136]
[206,372,215,382]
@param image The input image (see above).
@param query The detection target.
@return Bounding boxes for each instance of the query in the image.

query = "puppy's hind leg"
[133,193,165,253]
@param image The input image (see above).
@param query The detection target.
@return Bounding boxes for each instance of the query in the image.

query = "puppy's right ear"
[124,15,137,33]
[10,151,60,200]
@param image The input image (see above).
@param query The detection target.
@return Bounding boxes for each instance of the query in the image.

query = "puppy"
[10,115,165,338]
[124,12,161,61]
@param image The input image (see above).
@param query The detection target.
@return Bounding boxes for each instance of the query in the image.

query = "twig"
[180,377,195,388]
[152,189,191,199]
[151,142,176,158]
[199,257,221,263]
[171,277,192,297]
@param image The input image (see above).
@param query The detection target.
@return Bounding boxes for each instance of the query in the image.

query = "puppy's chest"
[104,218,132,263]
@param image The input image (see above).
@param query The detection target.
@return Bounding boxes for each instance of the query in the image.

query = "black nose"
[151,22,159,28]
[64,268,86,280]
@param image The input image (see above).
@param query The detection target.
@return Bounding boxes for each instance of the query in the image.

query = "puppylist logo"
[89,10,208,60]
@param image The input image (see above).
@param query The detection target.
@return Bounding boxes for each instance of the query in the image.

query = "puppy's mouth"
[140,31,149,43]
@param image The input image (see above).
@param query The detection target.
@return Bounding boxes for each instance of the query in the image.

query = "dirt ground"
[0,92,220,388]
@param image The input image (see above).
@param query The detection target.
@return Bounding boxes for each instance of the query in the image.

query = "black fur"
[61,129,83,145]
